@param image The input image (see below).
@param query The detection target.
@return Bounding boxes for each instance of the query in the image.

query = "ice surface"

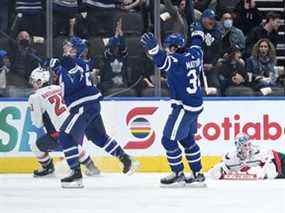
[1,173,284,213]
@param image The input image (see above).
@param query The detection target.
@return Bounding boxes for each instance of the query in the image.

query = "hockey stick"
[105,76,143,98]
[201,70,218,95]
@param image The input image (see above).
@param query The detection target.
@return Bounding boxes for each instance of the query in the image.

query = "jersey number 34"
[186,69,198,94]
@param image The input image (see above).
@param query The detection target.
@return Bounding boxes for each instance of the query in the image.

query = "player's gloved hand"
[43,58,61,74]
[140,32,159,54]
[190,22,204,43]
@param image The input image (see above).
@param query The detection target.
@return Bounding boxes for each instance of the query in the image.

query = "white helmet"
[29,66,50,87]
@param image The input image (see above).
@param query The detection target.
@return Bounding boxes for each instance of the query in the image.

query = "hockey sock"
[78,145,92,165]
[59,133,80,169]
[37,152,52,168]
[162,136,184,173]
[29,138,52,168]
[185,143,202,173]
[102,136,126,158]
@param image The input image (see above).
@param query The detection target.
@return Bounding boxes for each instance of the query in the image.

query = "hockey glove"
[140,33,159,54]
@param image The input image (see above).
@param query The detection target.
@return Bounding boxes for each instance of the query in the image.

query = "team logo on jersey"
[204,33,215,46]
[124,107,158,149]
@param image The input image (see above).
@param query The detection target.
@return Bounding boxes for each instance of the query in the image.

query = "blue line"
[0,98,27,102]
[1,96,285,102]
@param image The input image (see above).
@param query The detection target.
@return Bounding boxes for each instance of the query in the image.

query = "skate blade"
[160,181,186,188]
[126,159,140,176]
[185,182,207,188]
[33,173,55,178]
[84,170,101,177]
[61,179,84,189]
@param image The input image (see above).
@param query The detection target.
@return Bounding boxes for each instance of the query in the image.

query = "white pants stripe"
[170,109,185,141]
[65,107,84,134]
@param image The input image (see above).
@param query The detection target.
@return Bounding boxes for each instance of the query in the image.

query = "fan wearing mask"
[219,10,246,56]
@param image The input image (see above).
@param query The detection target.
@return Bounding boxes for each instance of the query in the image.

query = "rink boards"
[1,97,285,173]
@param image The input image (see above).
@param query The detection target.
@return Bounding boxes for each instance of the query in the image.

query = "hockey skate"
[120,154,140,175]
[160,171,186,188]
[33,159,55,177]
[185,172,207,188]
[61,168,84,188]
[84,159,101,176]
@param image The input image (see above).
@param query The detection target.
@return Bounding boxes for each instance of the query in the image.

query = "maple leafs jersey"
[58,56,102,110]
[151,45,203,112]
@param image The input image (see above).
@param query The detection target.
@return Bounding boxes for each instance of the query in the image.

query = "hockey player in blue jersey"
[140,29,206,187]
[51,37,140,188]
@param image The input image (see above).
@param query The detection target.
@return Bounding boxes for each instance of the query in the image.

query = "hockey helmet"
[29,66,50,88]
[63,36,87,58]
[234,133,252,160]
[164,33,185,49]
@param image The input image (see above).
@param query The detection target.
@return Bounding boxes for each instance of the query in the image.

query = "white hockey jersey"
[209,146,279,180]
[28,85,69,131]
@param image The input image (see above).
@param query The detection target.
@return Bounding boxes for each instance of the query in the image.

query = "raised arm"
[140,32,172,72]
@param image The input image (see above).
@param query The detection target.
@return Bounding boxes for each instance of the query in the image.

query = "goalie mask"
[234,133,252,160]
[29,66,50,89]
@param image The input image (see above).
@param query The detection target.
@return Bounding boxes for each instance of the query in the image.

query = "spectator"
[246,39,278,95]
[8,31,40,88]
[0,0,9,33]
[53,0,85,37]
[12,0,45,37]
[159,0,204,41]
[219,10,246,55]
[83,0,122,36]
[214,0,241,18]
[193,0,216,12]
[118,0,142,11]
[0,50,11,91]
[100,19,136,96]
[217,45,250,95]
[198,9,223,94]
[246,12,281,57]
[234,0,262,35]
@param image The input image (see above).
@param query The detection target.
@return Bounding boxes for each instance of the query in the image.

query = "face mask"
[19,39,30,47]
[223,19,233,29]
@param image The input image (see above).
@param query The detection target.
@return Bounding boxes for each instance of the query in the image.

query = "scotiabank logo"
[195,114,284,141]
[124,107,158,149]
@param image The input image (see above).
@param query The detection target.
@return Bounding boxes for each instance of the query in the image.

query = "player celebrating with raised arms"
[140,27,206,187]
[28,66,100,177]
[209,133,285,180]
[50,37,139,188]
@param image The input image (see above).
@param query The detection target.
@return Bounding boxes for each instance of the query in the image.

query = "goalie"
[209,133,285,180]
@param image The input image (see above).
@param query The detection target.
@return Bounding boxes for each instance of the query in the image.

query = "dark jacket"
[246,26,280,57]
[246,55,277,84]
[202,23,223,65]
[9,42,39,87]
[101,36,129,90]
[217,58,248,93]
[234,2,263,35]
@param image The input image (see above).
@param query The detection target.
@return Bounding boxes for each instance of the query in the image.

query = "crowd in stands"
[0,0,284,97]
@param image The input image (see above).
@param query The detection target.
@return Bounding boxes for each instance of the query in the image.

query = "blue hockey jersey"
[151,46,204,112]
[58,56,102,109]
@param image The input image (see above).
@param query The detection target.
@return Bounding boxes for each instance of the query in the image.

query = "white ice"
[1,173,285,213]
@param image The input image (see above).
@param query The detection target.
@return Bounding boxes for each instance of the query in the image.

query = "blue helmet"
[164,33,185,48]
[0,50,8,67]
[0,50,7,59]
[202,9,216,20]
[68,36,87,57]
